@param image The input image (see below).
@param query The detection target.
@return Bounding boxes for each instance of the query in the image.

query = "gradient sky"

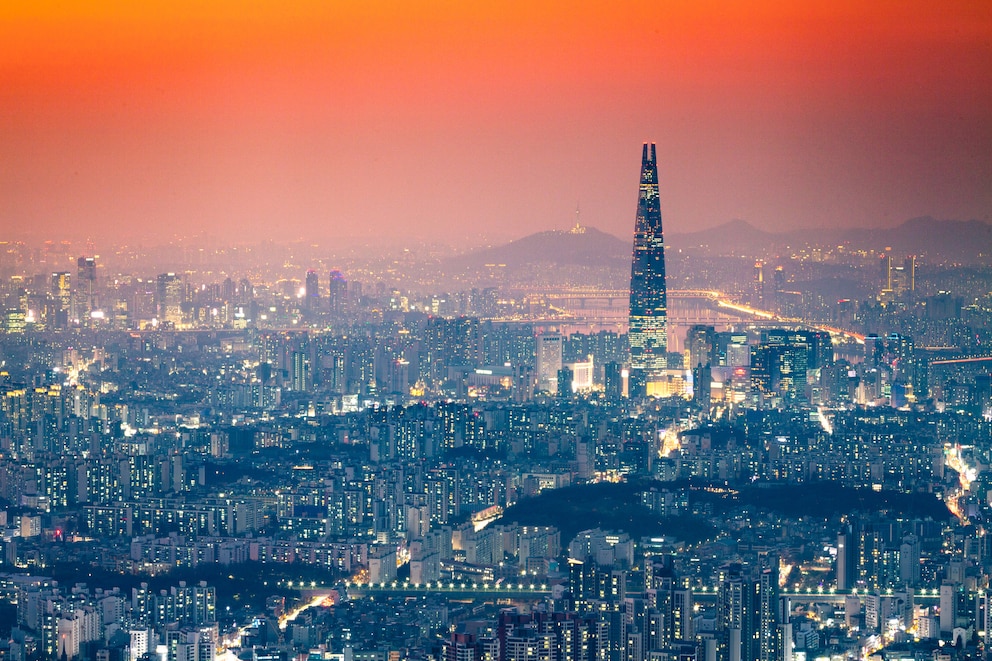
[2,0,991,246]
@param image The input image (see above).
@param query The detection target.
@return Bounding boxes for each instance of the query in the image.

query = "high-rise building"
[51,272,71,329]
[291,350,311,392]
[836,524,856,590]
[692,362,711,411]
[76,256,97,322]
[885,332,916,396]
[686,324,716,370]
[753,260,765,306]
[880,254,916,300]
[536,332,563,395]
[304,269,320,310]
[757,553,780,661]
[604,361,624,402]
[939,582,958,635]
[156,273,183,326]
[717,563,758,661]
[557,365,574,398]
[627,143,669,397]
[328,270,347,315]
[717,558,780,661]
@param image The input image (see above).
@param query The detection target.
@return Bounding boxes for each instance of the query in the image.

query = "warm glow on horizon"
[2,0,990,244]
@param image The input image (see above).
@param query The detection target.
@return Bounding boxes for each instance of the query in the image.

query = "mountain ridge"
[445,217,992,275]
[445,225,630,270]
[671,216,992,260]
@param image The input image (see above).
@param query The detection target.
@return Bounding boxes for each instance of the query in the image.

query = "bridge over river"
[506,288,835,350]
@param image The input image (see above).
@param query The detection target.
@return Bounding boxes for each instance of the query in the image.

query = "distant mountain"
[816,217,992,261]
[670,219,777,254]
[446,217,991,278]
[671,217,992,262]
[446,225,629,270]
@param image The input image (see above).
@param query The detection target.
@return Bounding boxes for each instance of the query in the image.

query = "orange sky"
[2,0,991,244]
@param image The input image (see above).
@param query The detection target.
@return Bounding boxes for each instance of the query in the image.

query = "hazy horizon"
[3,1,991,247]
[7,216,992,270]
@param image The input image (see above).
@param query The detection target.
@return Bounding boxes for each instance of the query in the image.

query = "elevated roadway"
[344,581,942,604]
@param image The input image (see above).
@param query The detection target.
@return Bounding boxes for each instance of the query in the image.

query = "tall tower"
[627,142,669,397]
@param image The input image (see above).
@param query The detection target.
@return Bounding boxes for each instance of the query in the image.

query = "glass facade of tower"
[628,142,668,396]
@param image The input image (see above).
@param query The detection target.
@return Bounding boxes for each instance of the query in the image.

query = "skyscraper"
[304,269,320,310]
[627,143,669,397]
[156,272,183,326]
[836,524,855,590]
[51,272,71,329]
[76,256,97,322]
[328,270,347,315]
[536,331,563,395]
[686,324,716,369]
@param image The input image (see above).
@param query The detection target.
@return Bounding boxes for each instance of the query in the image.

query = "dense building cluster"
[1,147,991,661]
[1,574,216,661]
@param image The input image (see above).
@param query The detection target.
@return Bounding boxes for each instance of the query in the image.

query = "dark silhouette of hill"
[816,216,992,262]
[706,482,951,520]
[671,219,778,254]
[673,216,992,262]
[446,226,629,270]
[495,480,950,548]
[447,217,991,274]
[495,482,715,545]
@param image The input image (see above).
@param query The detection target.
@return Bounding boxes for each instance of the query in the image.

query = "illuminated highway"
[944,443,978,524]
[346,579,552,599]
[215,591,336,661]
[930,355,992,366]
[343,581,943,603]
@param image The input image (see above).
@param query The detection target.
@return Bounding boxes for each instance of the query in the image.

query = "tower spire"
[570,202,585,234]
[627,142,669,397]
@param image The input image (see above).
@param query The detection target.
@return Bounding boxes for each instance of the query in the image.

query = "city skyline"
[3,1,992,245]
[2,124,992,660]
[3,4,992,653]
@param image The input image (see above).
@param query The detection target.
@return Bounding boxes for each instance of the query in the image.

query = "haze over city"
[6,3,992,661]
[3,0,992,246]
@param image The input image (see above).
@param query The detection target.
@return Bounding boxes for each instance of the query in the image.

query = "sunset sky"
[2,1,991,246]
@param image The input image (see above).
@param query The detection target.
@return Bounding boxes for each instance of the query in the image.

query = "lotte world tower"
[627,143,669,397]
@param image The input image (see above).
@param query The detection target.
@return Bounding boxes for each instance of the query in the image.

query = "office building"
[304,269,320,310]
[536,332,563,395]
[627,142,669,397]
[157,273,184,326]
[76,256,97,322]
[328,270,347,315]
[51,272,71,329]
